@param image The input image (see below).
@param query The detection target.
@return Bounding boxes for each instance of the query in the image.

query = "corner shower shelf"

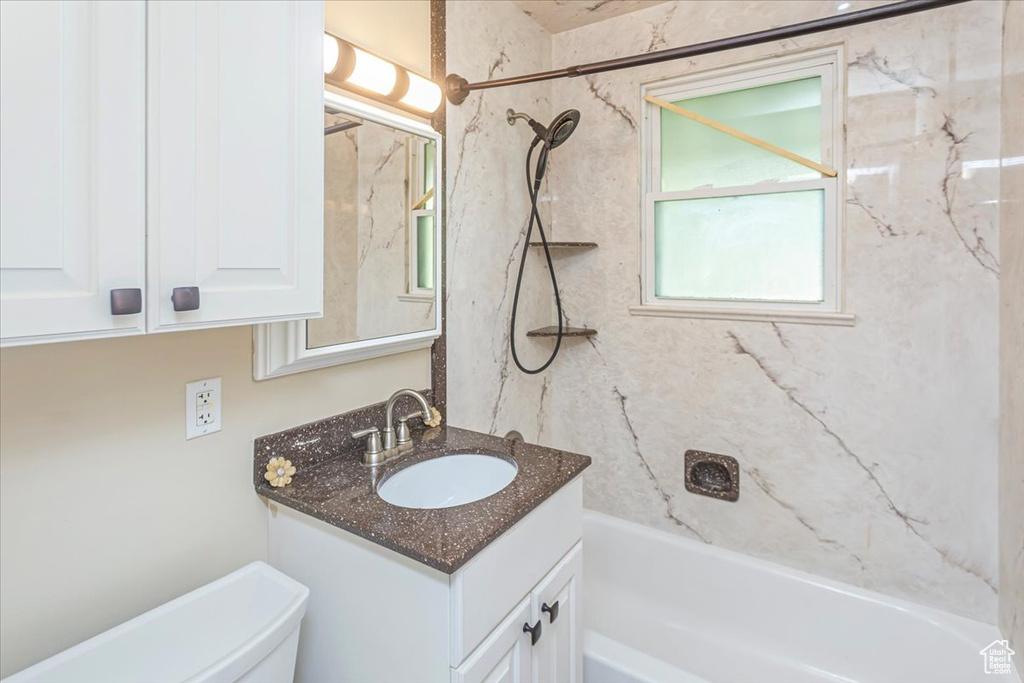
[526,326,597,338]
[525,242,598,341]
[528,241,598,250]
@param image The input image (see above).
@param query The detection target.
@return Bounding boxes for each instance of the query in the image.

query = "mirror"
[254,92,442,379]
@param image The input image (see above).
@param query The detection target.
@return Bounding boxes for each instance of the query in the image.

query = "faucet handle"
[351,427,384,466]
[396,412,423,445]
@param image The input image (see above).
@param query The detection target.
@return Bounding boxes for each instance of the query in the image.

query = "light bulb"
[837,2,850,10]
[323,34,340,74]
[400,72,443,113]
[347,46,397,96]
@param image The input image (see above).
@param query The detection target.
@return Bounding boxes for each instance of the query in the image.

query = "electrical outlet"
[186,378,222,439]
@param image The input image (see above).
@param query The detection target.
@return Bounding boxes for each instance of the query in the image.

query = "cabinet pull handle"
[110,288,142,315]
[522,619,542,646]
[542,601,559,623]
[171,287,200,312]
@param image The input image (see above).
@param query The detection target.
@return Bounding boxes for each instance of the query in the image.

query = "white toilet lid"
[3,562,309,683]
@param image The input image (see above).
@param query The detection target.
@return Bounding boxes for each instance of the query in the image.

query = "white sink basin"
[377,454,518,509]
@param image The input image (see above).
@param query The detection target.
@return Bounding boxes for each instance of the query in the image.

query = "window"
[406,138,436,297]
[637,47,852,325]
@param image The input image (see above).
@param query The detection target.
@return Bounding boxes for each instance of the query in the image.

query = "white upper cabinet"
[0,0,147,346]
[0,0,324,346]
[146,0,324,332]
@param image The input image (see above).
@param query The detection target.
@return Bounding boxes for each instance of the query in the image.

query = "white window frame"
[633,45,854,326]
[401,137,436,302]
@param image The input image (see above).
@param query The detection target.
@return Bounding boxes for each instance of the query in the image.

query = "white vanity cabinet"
[0,0,324,347]
[531,545,582,682]
[453,597,534,683]
[453,546,582,683]
[267,477,584,683]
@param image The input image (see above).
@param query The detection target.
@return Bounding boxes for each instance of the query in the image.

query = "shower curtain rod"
[444,0,969,105]
[324,120,361,136]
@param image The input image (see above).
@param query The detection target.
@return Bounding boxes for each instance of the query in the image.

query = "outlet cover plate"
[186,377,221,440]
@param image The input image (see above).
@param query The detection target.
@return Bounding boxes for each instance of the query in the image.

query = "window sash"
[645,179,838,310]
[650,62,835,193]
[640,46,844,317]
[407,139,435,295]
[410,208,435,291]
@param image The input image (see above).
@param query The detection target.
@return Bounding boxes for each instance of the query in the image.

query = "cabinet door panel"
[147,0,323,332]
[453,598,533,683]
[0,0,145,345]
[452,479,582,664]
[533,543,583,683]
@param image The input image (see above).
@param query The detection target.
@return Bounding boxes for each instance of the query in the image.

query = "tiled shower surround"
[999,0,1023,653]
[445,0,556,441]
[445,0,1010,623]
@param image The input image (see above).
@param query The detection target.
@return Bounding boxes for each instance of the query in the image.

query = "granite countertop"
[255,424,591,574]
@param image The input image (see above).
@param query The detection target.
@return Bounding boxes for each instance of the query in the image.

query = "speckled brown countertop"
[254,423,590,574]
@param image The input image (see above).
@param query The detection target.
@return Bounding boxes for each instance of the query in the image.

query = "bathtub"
[582,511,1019,683]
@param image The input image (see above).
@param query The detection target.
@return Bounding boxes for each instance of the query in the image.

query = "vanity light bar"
[323,33,442,115]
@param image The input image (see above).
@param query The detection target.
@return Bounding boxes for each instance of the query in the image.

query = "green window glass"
[654,190,825,302]
[422,141,435,210]
[659,76,822,192]
[416,215,434,289]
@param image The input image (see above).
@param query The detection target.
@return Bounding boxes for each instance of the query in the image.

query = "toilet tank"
[2,561,309,683]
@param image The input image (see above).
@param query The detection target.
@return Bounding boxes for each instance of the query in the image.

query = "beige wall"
[0,1,432,676]
[325,0,431,74]
[999,0,1024,653]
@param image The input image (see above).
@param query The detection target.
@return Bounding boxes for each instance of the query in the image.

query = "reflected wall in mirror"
[308,111,436,347]
[254,93,442,380]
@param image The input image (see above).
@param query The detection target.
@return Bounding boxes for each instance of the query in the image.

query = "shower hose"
[509,138,564,375]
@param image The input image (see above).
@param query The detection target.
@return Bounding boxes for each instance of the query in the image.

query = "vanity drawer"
[449,477,583,665]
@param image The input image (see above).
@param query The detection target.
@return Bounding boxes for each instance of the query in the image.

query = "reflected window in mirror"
[408,138,436,296]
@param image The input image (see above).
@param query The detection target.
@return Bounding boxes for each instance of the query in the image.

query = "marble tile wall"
[999,0,1023,652]
[445,0,557,441]
[446,0,1007,623]
[510,0,670,34]
[354,124,435,340]
[310,121,436,348]
[307,124,358,348]
[542,0,1003,622]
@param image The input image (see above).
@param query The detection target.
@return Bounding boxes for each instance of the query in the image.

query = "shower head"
[506,109,581,149]
[507,108,581,183]
[545,110,580,149]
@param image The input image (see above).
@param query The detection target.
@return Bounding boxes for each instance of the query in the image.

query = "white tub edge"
[583,509,1020,682]
[584,509,1002,637]
[583,630,709,683]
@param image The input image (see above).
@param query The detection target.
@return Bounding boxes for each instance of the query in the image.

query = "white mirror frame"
[253,91,442,380]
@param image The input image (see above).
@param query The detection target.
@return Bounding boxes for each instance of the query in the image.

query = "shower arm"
[445,0,970,105]
[506,109,551,144]
[506,110,533,126]
[324,120,361,136]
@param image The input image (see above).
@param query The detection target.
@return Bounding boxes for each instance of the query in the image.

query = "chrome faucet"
[384,389,432,451]
[352,389,432,467]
